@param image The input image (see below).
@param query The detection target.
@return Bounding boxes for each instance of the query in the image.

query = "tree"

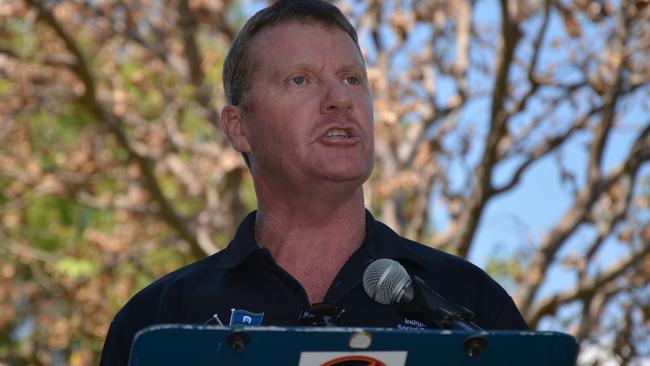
[1,0,247,363]
[0,0,648,364]
[356,0,650,363]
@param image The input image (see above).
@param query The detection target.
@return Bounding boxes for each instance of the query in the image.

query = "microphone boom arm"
[362,259,488,357]
[403,276,488,357]
[401,276,483,332]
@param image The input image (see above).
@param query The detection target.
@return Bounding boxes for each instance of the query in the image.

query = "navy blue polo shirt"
[100,210,527,365]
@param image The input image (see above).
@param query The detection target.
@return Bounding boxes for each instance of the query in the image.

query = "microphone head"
[363,258,411,305]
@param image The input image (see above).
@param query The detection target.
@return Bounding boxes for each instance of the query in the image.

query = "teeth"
[326,129,349,138]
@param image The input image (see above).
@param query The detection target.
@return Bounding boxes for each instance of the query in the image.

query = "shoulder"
[370,219,527,329]
[130,252,224,308]
[101,252,231,366]
[111,251,226,334]
[402,236,488,284]
[398,235,500,298]
[405,237,527,329]
[371,218,478,274]
[101,211,261,365]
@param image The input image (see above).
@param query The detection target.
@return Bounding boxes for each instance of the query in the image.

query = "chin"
[318,166,373,185]
[310,155,374,183]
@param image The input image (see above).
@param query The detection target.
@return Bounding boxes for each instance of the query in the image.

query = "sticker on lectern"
[298,351,407,366]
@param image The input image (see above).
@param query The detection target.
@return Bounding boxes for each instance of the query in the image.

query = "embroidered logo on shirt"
[396,318,426,329]
[229,308,264,326]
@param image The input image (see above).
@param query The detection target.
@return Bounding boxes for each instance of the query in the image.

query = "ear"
[221,104,252,153]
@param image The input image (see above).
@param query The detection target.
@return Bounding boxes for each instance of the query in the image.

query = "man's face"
[240,21,374,190]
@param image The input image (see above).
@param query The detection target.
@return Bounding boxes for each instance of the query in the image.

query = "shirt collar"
[213,211,260,270]
[362,210,428,269]
[322,210,427,303]
[213,209,428,270]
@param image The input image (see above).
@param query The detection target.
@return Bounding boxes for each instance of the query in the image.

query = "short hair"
[222,0,361,109]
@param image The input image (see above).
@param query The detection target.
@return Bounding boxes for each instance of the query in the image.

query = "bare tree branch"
[518,122,650,314]
[505,0,552,118]
[574,281,630,342]
[446,0,522,257]
[580,172,636,277]
[528,241,650,327]
[406,155,438,241]
[492,105,600,195]
[587,18,628,183]
[453,0,472,96]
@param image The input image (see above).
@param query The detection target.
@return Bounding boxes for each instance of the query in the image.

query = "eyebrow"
[270,62,315,82]
[337,62,366,74]
[270,61,366,82]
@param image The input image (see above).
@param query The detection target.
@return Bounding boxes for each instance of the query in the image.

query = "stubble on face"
[241,21,375,196]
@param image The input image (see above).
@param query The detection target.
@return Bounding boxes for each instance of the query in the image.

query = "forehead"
[247,20,364,74]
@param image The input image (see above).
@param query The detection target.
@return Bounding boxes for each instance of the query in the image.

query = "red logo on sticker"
[321,355,387,366]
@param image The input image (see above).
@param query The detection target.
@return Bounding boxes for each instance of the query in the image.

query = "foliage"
[0,0,648,365]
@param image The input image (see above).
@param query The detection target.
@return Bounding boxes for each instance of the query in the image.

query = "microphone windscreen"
[362,258,410,305]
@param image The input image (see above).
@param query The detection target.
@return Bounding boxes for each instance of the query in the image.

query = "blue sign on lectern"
[129,325,578,366]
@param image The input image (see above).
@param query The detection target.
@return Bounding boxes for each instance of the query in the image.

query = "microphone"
[363,258,481,330]
[363,258,488,356]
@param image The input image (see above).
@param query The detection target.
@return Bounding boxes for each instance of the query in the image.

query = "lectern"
[129,325,578,366]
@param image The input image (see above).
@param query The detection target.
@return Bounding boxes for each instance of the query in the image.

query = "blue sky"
[227,3,649,363]
[237,0,648,329]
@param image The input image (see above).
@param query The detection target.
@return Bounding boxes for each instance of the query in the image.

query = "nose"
[321,79,353,114]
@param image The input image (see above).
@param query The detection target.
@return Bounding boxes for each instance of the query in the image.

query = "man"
[101,1,527,364]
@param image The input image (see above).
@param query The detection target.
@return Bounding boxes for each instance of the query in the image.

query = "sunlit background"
[0,0,648,365]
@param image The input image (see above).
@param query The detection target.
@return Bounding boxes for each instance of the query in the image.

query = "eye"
[289,76,306,85]
[344,76,360,85]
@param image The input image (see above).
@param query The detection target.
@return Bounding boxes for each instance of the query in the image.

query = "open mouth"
[325,128,350,139]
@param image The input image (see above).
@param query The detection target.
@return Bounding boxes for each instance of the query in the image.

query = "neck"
[255,186,366,257]
[253,184,366,303]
